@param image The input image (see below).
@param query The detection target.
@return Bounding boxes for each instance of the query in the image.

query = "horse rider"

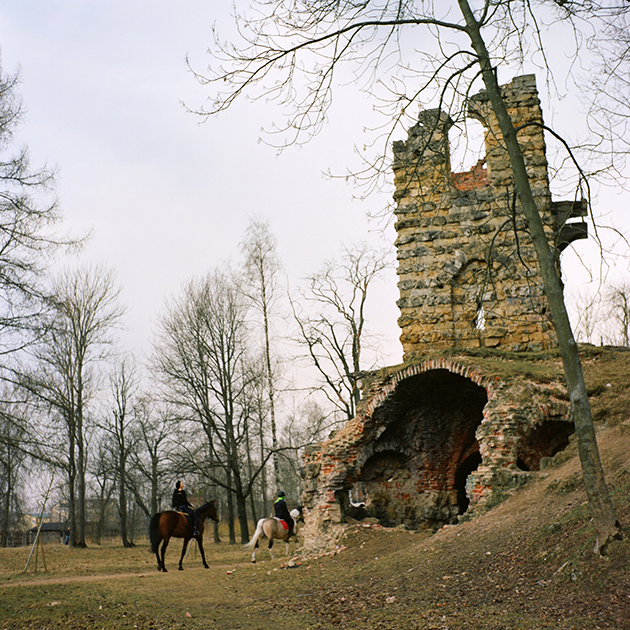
[172,480,200,536]
[274,490,294,538]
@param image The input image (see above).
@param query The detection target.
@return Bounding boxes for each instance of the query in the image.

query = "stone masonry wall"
[393,75,557,360]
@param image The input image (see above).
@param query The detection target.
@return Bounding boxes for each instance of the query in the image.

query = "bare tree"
[606,281,630,347]
[0,57,77,357]
[127,399,173,519]
[583,8,630,180]
[0,393,27,547]
[152,269,264,543]
[570,288,601,345]
[22,265,125,547]
[239,218,283,503]
[0,56,78,547]
[197,0,624,552]
[100,357,138,547]
[292,242,390,421]
[89,439,116,544]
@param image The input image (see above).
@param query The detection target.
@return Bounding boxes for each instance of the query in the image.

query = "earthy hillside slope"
[283,423,630,629]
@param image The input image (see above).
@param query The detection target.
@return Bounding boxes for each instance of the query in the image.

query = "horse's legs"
[154,535,163,571]
[268,538,276,560]
[251,539,259,563]
[197,538,209,569]
[160,536,170,572]
[178,537,190,571]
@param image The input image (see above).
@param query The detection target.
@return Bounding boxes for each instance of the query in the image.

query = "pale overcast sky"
[0,2,627,363]
[0,1,401,364]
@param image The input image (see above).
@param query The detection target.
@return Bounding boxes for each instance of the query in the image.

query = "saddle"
[176,509,195,528]
[274,517,289,531]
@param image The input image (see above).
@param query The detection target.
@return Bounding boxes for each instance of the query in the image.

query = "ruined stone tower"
[299,76,583,548]
[393,74,585,360]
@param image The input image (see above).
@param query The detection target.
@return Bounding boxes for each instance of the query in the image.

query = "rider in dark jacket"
[172,481,200,536]
[274,490,294,538]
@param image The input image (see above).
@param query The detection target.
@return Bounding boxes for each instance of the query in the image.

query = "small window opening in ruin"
[454,451,482,515]
[518,419,575,471]
[475,305,485,331]
[450,118,487,192]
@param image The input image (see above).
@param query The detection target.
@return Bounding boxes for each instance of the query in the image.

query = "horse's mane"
[196,500,215,514]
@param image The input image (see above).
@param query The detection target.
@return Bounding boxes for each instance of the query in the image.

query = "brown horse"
[149,500,218,572]
[244,507,304,563]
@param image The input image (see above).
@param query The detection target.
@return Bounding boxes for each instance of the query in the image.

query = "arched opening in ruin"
[348,369,488,529]
[517,419,575,471]
[454,450,482,514]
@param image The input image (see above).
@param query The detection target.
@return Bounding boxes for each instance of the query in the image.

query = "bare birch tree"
[239,218,283,502]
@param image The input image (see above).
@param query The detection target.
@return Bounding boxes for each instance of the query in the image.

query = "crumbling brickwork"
[300,360,570,548]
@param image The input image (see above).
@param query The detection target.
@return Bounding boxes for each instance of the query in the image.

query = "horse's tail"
[149,513,162,554]
[243,518,266,551]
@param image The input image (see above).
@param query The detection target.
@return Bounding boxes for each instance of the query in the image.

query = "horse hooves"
[178,567,184,571]
[203,565,209,569]
[251,560,256,564]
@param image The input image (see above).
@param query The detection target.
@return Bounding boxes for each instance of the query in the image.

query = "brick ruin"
[394,74,586,358]
[300,76,583,547]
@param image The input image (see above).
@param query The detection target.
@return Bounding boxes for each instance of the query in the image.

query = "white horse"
[244,507,304,563]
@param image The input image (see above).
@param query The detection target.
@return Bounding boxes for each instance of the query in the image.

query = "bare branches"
[0,58,81,356]
[192,1,466,147]
[292,240,391,420]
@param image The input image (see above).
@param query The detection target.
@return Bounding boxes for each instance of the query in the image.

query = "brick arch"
[300,359,571,543]
[360,359,496,419]
[342,363,491,528]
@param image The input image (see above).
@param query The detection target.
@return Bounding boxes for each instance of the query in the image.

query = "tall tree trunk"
[226,468,236,543]
[258,413,269,517]
[245,421,258,524]
[233,472,250,543]
[68,423,77,547]
[262,299,281,488]
[75,395,87,547]
[150,452,159,515]
[458,0,620,554]
[118,467,132,547]
[1,447,11,547]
